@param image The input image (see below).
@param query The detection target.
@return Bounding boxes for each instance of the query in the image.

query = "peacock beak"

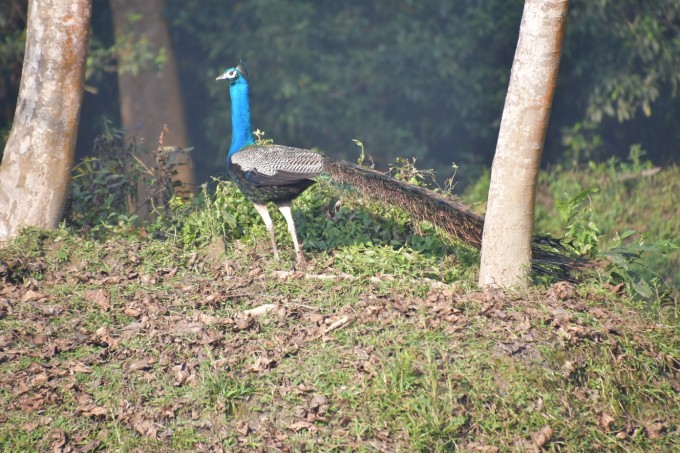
[216,72,228,81]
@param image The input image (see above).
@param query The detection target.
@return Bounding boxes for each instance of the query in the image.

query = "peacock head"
[216,61,248,86]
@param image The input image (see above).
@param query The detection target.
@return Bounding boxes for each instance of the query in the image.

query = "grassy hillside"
[1,156,678,451]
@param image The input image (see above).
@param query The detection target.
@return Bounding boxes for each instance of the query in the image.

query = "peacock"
[217,62,577,279]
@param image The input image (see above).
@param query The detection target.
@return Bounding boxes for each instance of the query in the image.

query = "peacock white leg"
[252,202,279,259]
[276,201,303,265]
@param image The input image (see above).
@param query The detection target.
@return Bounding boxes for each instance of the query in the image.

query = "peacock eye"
[227,70,238,79]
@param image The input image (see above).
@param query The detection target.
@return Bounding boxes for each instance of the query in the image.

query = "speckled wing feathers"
[230,145,325,186]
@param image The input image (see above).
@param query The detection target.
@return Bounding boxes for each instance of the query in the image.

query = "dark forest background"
[1,0,679,186]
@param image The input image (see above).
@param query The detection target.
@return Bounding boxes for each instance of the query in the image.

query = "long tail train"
[324,159,581,281]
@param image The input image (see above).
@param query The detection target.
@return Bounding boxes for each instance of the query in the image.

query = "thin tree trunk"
[110,0,195,219]
[0,0,92,245]
[479,0,568,288]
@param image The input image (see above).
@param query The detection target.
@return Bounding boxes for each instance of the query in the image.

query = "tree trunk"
[479,0,568,288]
[0,0,92,245]
[110,0,195,219]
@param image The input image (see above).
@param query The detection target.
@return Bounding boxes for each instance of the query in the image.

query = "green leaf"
[631,276,654,298]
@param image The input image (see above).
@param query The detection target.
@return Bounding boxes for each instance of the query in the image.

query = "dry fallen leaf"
[38,304,63,316]
[531,425,553,448]
[645,420,666,439]
[76,393,108,419]
[546,281,575,301]
[289,420,315,432]
[130,413,158,438]
[124,307,141,317]
[234,314,256,331]
[22,290,47,303]
[249,356,276,372]
[85,289,111,311]
[247,267,263,278]
[50,429,67,451]
[173,365,191,387]
[32,334,48,345]
[609,282,625,295]
[598,412,615,431]
[127,358,153,372]
[70,362,92,374]
[469,445,500,453]
[78,440,101,452]
[32,372,49,385]
[237,422,251,436]
[171,321,204,336]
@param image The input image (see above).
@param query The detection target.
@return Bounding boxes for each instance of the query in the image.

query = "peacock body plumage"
[217,62,579,278]
[230,145,319,204]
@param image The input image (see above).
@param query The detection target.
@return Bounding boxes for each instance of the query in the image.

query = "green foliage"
[2,1,680,177]
[115,32,167,77]
[252,128,274,146]
[554,188,676,299]
[85,36,117,82]
[65,120,193,239]
[560,120,604,165]
[103,143,475,280]
[566,1,680,125]
[86,13,169,81]
[555,188,601,256]
[556,0,680,165]
[202,373,254,414]
[64,119,140,232]
[0,225,75,283]
[162,0,680,184]
[548,146,680,293]
[149,172,477,282]
[352,139,367,168]
[543,150,679,295]
[155,179,259,249]
[600,232,676,299]
[295,156,477,281]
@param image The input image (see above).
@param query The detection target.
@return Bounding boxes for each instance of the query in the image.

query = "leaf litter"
[0,241,678,451]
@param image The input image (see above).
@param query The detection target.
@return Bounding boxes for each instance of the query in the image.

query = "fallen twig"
[242,304,277,317]
[325,315,351,333]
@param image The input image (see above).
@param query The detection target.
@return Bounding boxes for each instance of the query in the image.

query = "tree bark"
[479,0,568,288]
[0,0,92,245]
[110,0,195,219]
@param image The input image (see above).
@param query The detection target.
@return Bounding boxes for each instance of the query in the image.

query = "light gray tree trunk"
[479,0,568,288]
[0,0,92,245]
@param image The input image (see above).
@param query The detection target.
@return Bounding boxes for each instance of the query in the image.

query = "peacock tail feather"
[324,159,581,280]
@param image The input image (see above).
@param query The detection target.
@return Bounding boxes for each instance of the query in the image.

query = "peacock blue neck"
[228,77,255,159]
